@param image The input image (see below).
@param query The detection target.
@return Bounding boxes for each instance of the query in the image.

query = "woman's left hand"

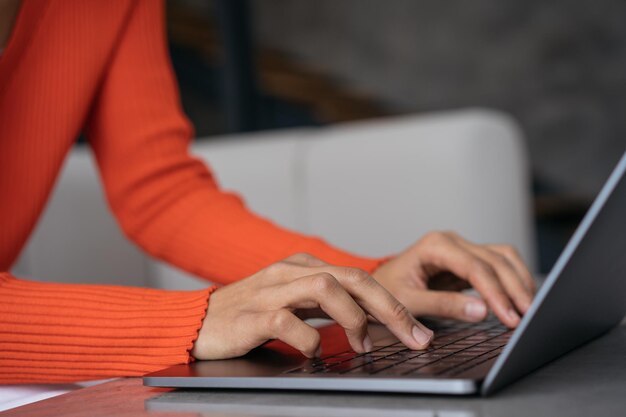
[372,231,536,328]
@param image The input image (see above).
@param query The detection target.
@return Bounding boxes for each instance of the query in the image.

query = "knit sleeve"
[86,0,384,285]
[0,272,215,384]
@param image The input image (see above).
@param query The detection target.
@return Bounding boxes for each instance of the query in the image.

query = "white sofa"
[12,108,536,289]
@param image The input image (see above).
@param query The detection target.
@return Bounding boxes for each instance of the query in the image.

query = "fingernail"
[362,335,373,352]
[507,309,520,325]
[412,325,432,346]
[464,301,487,320]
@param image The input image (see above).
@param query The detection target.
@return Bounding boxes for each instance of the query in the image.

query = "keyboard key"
[325,357,376,373]
[411,363,451,375]
[377,364,419,376]
[347,362,394,374]
[383,351,415,361]
[284,319,508,377]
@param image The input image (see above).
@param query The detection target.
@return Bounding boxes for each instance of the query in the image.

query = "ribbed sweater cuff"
[0,272,216,384]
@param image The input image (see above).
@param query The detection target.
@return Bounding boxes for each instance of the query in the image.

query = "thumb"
[404,291,488,322]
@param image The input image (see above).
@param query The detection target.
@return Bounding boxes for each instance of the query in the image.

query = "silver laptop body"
[144,151,626,396]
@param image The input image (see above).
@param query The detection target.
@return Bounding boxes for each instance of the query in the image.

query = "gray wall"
[253,0,626,197]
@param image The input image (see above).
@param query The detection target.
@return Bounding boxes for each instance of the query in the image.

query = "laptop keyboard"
[286,320,512,377]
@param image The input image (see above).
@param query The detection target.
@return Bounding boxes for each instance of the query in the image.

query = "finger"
[402,291,488,323]
[265,263,433,350]
[274,273,371,353]
[260,309,322,358]
[420,233,520,327]
[455,241,533,314]
[488,245,537,294]
[325,267,433,350]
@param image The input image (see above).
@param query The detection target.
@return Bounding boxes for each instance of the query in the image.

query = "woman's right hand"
[191,253,433,360]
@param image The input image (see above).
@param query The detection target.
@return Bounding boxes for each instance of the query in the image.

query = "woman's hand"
[192,253,433,360]
[373,231,536,328]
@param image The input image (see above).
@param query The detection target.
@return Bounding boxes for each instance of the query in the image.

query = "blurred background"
[166,0,626,274]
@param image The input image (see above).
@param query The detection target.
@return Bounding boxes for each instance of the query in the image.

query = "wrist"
[190,285,219,360]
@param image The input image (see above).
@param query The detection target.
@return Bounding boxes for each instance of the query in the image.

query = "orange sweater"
[0,0,381,383]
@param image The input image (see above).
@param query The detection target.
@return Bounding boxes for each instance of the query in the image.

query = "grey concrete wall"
[253,0,626,198]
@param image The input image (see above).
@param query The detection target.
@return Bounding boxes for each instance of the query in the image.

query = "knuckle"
[299,252,325,266]
[493,244,515,257]
[492,252,509,267]
[344,267,370,285]
[290,252,314,262]
[442,230,458,239]
[269,310,293,333]
[502,245,519,258]
[265,261,287,275]
[390,301,411,323]
[298,252,316,261]
[422,231,440,243]
[282,254,298,263]
[422,230,451,246]
[310,273,338,294]
[469,259,493,279]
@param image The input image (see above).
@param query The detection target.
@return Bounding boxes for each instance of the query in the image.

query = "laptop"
[144,151,626,396]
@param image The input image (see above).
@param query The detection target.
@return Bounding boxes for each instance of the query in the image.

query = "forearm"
[0,272,215,384]
[85,0,384,285]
